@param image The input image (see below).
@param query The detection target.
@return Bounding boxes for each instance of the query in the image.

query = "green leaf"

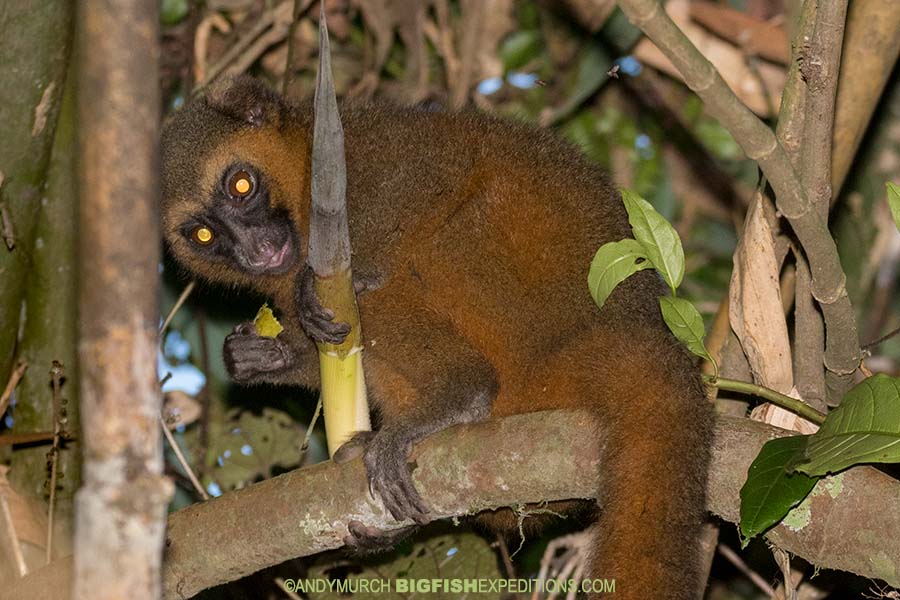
[739,435,818,546]
[588,239,652,309]
[499,30,543,72]
[658,296,713,365]
[621,189,685,293]
[202,408,308,492]
[887,182,900,233]
[160,0,189,25]
[796,374,900,476]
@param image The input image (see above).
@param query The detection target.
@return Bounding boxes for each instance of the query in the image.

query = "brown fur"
[161,77,713,599]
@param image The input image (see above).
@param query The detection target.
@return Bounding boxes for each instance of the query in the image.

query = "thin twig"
[862,324,900,351]
[46,361,64,564]
[548,548,583,600]
[159,372,173,388]
[159,412,210,501]
[159,280,195,338]
[0,171,13,250]
[566,559,586,600]
[772,546,799,600]
[229,13,295,78]
[297,397,323,465]
[196,1,293,92]
[531,532,590,600]
[0,431,60,445]
[274,577,302,600]
[0,202,14,251]
[193,13,231,85]
[717,544,776,597]
[495,535,516,580]
[704,376,826,425]
[282,0,315,97]
[0,360,28,417]
[195,309,212,480]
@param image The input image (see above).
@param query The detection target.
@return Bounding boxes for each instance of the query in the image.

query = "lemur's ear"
[206,75,287,129]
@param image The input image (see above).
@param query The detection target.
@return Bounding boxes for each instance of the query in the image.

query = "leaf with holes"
[621,189,685,294]
[659,296,714,366]
[588,239,652,309]
[739,435,818,546]
[796,374,900,476]
[307,532,502,599]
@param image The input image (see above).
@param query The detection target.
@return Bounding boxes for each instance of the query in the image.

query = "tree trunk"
[73,1,172,598]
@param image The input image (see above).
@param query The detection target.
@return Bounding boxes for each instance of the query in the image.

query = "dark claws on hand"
[297,265,352,344]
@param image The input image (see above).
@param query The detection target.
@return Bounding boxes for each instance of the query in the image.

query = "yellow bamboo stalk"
[314,273,370,455]
[307,10,371,456]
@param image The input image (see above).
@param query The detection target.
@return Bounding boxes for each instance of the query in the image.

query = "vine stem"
[703,375,826,425]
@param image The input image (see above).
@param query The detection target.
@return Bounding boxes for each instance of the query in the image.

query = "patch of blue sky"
[158,350,206,395]
[478,73,540,95]
[477,76,503,95]
[507,72,539,89]
[164,330,192,361]
[2,392,15,427]
[616,55,642,77]
[635,133,655,159]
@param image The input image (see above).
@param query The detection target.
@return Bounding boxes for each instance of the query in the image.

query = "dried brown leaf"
[690,0,788,64]
[163,391,202,429]
[729,193,793,394]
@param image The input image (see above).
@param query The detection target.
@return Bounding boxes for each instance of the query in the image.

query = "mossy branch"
[6,412,899,599]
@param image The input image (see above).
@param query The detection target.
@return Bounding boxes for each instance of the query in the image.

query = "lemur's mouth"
[248,237,293,273]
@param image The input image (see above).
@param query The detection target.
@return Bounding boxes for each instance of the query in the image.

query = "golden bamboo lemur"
[161,76,713,599]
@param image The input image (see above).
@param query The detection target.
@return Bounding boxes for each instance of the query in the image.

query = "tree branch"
[798,0,851,401]
[5,412,899,599]
[776,0,827,408]
[74,1,172,598]
[616,0,860,392]
[799,0,847,217]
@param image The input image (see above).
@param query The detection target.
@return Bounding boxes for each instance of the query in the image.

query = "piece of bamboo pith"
[315,271,370,456]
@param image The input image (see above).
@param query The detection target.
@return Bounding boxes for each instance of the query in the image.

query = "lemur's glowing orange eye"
[192,226,214,245]
[228,170,254,198]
